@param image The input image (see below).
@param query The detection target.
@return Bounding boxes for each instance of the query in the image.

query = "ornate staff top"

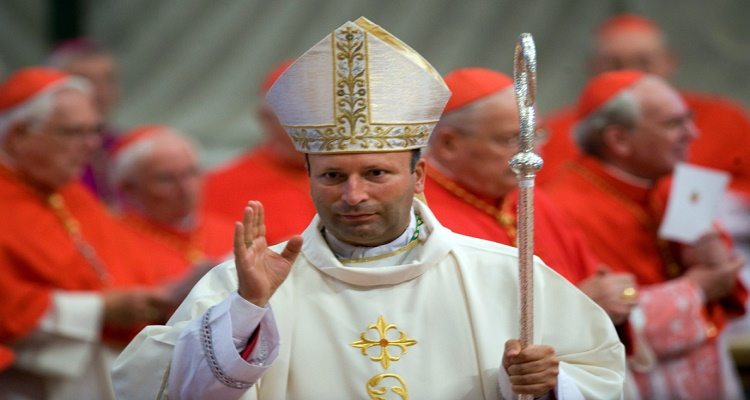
[510,33,543,177]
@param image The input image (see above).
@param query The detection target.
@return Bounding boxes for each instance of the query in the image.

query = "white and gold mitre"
[266,17,451,154]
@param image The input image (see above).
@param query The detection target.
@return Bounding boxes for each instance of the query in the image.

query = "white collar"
[324,208,417,260]
[299,200,451,286]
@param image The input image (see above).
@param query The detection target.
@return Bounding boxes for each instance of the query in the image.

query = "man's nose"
[177,171,201,197]
[342,176,368,205]
[83,131,103,151]
[683,119,700,142]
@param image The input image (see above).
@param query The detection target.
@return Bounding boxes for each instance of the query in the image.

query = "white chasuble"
[112,201,624,399]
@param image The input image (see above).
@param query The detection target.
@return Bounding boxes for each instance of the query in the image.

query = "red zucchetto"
[0,67,69,113]
[577,70,645,120]
[443,67,513,114]
[596,13,661,39]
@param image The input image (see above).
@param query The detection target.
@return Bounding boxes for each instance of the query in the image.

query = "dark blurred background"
[1,0,747,164]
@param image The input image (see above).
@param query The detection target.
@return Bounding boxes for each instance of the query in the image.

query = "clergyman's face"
[10,88,102,190]
[126,137,201,225]
[627,78,698,179]
[591,30,675,78]
[308,151,425,247]
[447,90,521,198]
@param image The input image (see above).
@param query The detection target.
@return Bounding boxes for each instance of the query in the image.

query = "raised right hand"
[234,201,303,307]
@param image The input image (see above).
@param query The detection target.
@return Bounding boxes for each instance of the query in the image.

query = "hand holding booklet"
[658,163,730,244]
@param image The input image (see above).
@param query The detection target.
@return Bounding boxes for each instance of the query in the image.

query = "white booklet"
[658,163,730,244]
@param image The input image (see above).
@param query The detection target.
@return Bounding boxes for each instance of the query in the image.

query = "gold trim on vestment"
[337,213,424,264]
[367,373,408,400]
[351,315,416,399]
[338,238,421,264]
[351,315,417,369]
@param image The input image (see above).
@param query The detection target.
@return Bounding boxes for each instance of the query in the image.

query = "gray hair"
[109,128,198,189]
[0,76,91,141]
[572,90,640,157]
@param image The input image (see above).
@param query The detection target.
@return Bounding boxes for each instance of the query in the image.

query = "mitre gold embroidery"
[285,24,435,153]
[352,315,416,399]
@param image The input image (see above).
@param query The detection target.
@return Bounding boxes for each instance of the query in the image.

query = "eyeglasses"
[49,124,105,140]
[467,128,548,149]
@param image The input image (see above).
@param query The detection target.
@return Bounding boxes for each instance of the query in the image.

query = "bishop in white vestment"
[112,16,625,400]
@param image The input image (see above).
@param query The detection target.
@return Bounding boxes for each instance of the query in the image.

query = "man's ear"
[602,125,633,158]
[430,126,463,162]
[413,158,426,194]
[2,121,31,155]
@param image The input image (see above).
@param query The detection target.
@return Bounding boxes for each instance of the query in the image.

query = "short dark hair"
[409,148,422,172]
[573,91,639,157]
[305,148,422,176]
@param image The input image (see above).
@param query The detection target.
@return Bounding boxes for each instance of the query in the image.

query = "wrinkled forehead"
[50,88,100,122]
[149,135,198,159]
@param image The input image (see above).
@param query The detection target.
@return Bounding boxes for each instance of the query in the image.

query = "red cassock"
[202,145,316,245]
[536,106,579,186]
[118,210,234,280]
[0,345,12,371]
[547,156,747,398]
[0,166,163,346]
[538,92,750,194]
[423,164,599,285]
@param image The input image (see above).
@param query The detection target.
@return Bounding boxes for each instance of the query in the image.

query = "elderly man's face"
[126,138,201,225]
[10,88,101,191]
[308,151,424,247]
[446,90,522,199]
[591,30,675,78]
[626,78,698,179]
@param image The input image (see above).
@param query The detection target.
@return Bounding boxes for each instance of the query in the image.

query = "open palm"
[234,201,303,307]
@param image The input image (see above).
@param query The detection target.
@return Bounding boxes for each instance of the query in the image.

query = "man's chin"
[331,226,385,247]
